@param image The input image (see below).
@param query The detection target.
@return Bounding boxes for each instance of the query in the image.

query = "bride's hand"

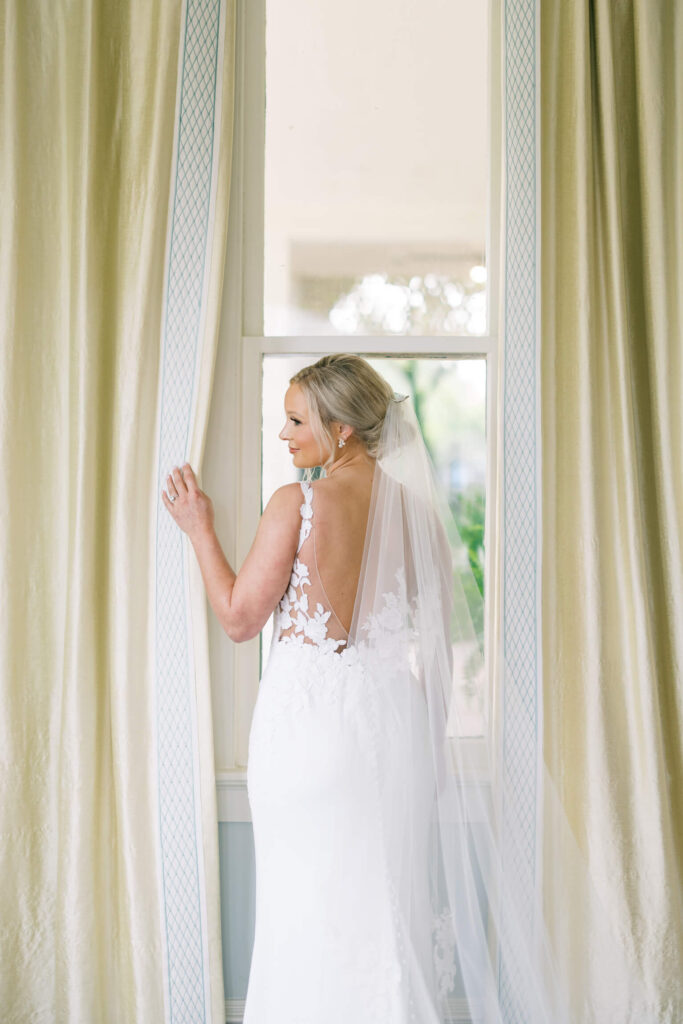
[161,463,214,539]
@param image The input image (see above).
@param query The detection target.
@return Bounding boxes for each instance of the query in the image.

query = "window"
[263,0,489,338]
[209,0,501,772]
[261,352,488,737]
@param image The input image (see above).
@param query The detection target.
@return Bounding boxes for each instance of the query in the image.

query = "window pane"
[261,354,487,736]
[264,1,489,337]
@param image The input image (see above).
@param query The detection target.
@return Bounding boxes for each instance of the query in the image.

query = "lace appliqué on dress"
[274,481,348,656]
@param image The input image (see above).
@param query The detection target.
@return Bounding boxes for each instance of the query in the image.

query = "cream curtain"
[542,0,682,1019]
[0,3,234,1022]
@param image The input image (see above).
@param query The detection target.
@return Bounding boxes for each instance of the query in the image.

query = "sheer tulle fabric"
[348,395,652,1022]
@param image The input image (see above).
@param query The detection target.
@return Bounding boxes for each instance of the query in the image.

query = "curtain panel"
[0,2,235,1021]
[541,1,682,1019]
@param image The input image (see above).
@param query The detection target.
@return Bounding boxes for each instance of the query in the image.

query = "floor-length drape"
[541,1,682,1019]
[0,3,234,1021]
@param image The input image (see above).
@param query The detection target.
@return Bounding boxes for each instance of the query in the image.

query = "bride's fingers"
[166,473,178,496]
[171,466,188,493]
[181,463,199,492]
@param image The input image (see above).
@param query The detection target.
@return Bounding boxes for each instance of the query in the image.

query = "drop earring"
[338,436,346,448]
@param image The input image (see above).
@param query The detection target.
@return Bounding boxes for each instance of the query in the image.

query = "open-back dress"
[243,479,443,1024]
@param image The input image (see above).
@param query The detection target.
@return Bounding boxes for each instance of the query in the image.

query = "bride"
[162,354,605,1023]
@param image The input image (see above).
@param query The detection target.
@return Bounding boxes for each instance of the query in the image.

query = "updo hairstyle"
[290,354,394,468]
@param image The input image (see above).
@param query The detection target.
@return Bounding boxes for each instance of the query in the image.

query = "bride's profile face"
[279,384,326,469]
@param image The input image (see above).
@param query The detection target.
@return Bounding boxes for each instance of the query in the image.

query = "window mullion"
[243,335,496,357]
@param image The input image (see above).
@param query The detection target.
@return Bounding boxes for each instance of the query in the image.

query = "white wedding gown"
[244,480,446,1024]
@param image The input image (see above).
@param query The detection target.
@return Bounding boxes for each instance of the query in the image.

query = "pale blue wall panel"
[219,823,256,1000]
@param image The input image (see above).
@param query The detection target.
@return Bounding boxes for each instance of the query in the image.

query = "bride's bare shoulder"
[263,481,304,516]
[258,481,305,536]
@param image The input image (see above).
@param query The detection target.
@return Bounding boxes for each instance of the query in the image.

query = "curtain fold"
[0,2,234,1021]
[541,1,682,1019]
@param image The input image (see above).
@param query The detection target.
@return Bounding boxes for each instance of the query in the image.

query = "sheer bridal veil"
[346,392,652,1023]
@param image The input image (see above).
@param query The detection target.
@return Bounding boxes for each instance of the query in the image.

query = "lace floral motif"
[431,907,458,1000]
[296,482,313,548]
[358,567,420,680]
[274,481,348,655]
[362,568,409,640]
[251,642,366,757]
[272,479,350,655]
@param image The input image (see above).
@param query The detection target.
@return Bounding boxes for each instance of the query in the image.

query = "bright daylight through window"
[261,0,490,736]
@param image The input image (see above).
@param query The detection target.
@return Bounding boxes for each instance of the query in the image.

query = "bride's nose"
[278,422,288,441]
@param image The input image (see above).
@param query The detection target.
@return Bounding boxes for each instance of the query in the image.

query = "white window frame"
[215,0,502,811]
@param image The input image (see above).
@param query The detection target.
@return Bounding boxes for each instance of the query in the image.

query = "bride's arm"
[162,463,301,642]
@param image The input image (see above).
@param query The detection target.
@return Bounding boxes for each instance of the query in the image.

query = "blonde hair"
[290,354,394,469]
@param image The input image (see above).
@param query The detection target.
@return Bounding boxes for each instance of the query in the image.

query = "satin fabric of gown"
[244,480,442,1024]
